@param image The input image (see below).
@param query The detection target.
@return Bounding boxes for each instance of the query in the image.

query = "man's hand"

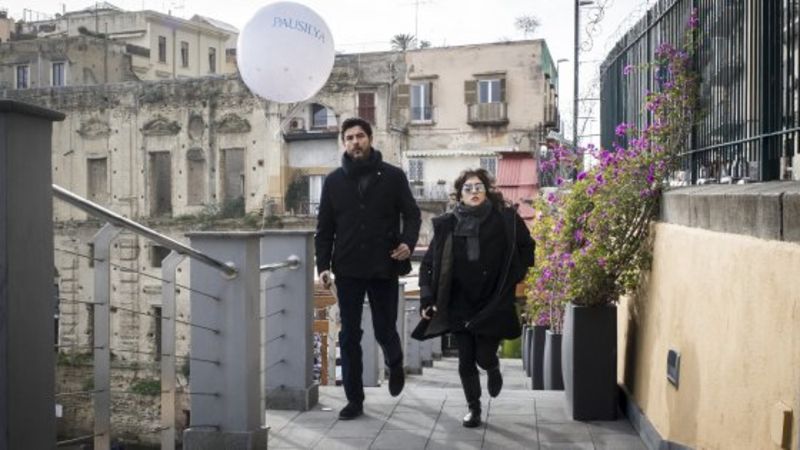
[319,270,332,290]
[390,243,411,260]
[421,305,437,320]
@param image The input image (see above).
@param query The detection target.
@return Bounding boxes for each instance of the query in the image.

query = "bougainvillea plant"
[526,9,699,331]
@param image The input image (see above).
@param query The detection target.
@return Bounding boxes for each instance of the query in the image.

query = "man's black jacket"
[315,149,421,279]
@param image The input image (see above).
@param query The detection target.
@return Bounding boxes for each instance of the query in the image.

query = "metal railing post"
[184,232,265,450]
[160,251,185,450]
[92,223,122,450]
[260,231,317,411]
[404,298,422,374]
[396,281,407,369]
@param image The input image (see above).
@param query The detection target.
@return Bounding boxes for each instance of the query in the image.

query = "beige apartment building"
[16,3,236,81]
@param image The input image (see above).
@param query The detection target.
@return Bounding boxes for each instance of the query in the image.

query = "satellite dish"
[237,2,335,103]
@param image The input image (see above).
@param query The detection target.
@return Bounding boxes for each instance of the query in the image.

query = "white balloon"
[237,2,335,103]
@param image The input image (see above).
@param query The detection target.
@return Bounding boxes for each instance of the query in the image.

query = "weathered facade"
[17,4,236,80]
[0,35,136,90]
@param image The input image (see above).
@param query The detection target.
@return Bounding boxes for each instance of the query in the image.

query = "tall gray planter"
[543,330,563,390]
[522,325,531,376]
[562,302,617,421]
[529,325,549,390]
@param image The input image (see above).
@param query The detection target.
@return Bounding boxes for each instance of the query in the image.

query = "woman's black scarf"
[452,199,493,261]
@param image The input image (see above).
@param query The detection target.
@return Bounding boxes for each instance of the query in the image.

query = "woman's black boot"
[460,374,482,428]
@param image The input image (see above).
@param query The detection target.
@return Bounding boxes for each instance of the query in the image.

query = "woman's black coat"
[414,205,535,340]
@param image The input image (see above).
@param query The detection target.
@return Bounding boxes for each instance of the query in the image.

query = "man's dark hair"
[453,168,505,208]
[341,117,373,141]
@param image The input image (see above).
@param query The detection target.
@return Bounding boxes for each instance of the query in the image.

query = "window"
[480,157,497,177]
[208,47,217,73]
[410,83,432,121]
[311,104,328,129]
[87,158,109,204]
[52,62,65,87]
[158,36,167,63]
[408,159,424,182]
[149,152,172,216]
[308,175,324,215]
[150,245,171,268]
[180,41,189,68]
[186,148,206,206]
[358,92,376,124]
[478,79,502,103]
[222,148,245,215]
[15,65,29,89]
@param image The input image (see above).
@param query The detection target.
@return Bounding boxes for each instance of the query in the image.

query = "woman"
[414,168,535,428]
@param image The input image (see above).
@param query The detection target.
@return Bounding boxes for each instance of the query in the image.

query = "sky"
[1,0,658,145]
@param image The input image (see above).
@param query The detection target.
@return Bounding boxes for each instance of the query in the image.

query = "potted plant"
[529,11,699,419]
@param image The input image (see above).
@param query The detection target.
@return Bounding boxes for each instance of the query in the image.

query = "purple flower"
[547,193,557,204]
[623,64,635,76]
[556,177,564,186]
[595,173,605,184]
[615,123,630,137]
[577,171,587,181]
[574,229,584,242]
[598,257,606,268]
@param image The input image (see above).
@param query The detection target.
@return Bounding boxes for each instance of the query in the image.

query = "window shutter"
[397,84,410,108]
[464,80,477,104]
[499,78,506,102]
[426,82,433,106]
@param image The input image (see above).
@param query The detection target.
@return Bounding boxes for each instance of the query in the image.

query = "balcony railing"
[467,102,509,126]
[410,181,450,201]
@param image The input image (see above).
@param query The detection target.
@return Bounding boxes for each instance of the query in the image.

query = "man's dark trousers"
[336,276,403,405]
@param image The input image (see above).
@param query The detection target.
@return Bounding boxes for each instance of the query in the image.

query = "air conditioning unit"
[288,118,305,131]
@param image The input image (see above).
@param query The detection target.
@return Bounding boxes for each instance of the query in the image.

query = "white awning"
[404,147,514,158]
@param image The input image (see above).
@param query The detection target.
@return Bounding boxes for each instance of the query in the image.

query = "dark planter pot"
[529,324,549,390]
[543,330,563,390]
[522,325,532,377]
[562,302,618,421]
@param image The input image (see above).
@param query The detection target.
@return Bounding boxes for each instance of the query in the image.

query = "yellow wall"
[620,222,800,449]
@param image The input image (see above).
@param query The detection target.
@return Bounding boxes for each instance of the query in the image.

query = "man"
[315,117,421,420]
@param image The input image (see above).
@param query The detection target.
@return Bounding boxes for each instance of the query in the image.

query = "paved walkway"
[266,358,647,449]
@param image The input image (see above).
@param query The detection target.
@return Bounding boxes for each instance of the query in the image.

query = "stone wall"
[620,182,800,449]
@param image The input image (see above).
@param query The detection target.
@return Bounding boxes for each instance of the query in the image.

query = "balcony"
[410,181,450,202]
[467,102,509,126]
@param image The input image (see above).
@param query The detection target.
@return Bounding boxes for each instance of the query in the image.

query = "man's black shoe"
[388,366,405,397]
[487,367,503,397]
[462,408,482,428]
[338,402,363,420]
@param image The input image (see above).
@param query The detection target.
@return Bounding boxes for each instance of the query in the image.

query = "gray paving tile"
[384,411,438,430]
[370,429,429,449]
[430,420,486,441]
[266,410,301,432]
[593,434,649,450]
[539,443,595,450]
[313,437,374,450]
[536,406,571,423]
[326,417,386,438]
[488,399,535,415]
[426,439,484,450]
[537,422,592,443]
[270,426,326,448]
[314,437,372,450]
[587,420,639,436]
[288,410,339,428]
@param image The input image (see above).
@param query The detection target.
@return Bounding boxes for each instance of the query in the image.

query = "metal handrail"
[260,255,301,272]
[52,184,237,277]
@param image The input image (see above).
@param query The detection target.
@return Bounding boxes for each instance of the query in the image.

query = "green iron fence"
[601,0,800,183]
